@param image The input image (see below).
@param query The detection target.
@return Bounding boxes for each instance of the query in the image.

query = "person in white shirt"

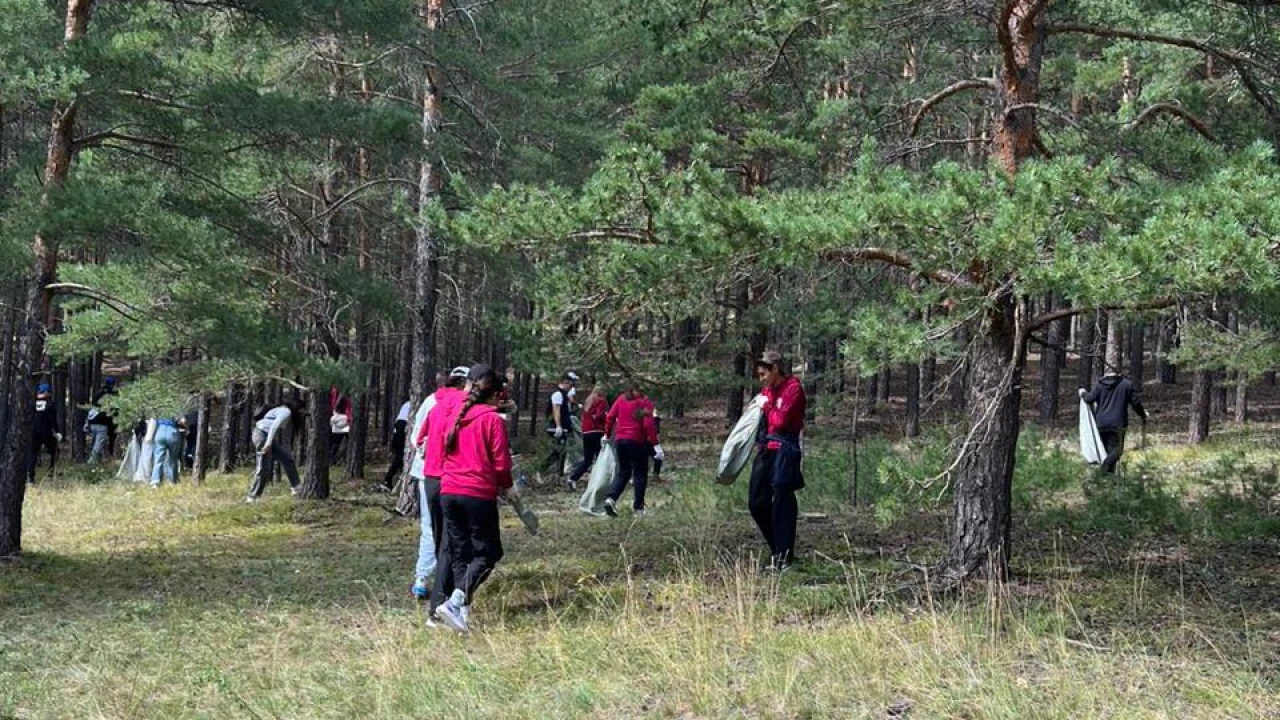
[247,400,302,501]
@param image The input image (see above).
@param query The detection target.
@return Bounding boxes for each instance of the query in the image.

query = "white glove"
[1078,388,1087,398]
[554,427,564,439]
[652,444,665,462]
[753,395,768,410]
[55,433,63,443]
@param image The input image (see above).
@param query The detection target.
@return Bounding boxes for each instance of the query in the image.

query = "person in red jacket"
[603,381,663,517]
[568,383,608,489]
[432,364,514,633]
[750,350,806,572]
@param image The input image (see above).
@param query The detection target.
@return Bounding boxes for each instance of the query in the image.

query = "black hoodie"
[1084,375,1147,431]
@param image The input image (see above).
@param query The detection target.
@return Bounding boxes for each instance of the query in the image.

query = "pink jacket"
[418,387,465,478]
[605,393,659,445]
[440,403,514,500]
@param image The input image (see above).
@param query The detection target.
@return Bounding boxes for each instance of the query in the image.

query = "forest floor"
[2,423,1279,719]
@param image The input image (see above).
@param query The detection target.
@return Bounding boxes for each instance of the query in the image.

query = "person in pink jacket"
[432,364,514,633]
[602,381,664,517]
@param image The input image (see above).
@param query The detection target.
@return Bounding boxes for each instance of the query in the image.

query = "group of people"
[27,376,201,487]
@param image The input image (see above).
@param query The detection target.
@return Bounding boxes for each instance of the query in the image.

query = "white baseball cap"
[449,366,470,378]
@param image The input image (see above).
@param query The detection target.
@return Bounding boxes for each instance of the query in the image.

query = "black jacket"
[1084,376,1147,431]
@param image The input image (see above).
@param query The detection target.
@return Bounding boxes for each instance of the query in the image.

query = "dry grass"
[2,451,1277,719]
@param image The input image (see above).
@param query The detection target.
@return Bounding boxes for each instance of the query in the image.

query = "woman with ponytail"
[432,364,514,633]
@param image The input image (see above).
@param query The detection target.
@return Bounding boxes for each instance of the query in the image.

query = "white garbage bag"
[578,440,618,516]
[717,394,765,485]
[1078,398,1105,464]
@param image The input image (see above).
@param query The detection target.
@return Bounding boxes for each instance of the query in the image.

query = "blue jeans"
[87,425,109,464]
[151,424,182,485]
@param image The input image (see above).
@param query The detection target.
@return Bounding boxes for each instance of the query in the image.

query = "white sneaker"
[604,498,618,517]
[245,496,259,504]
[633,508,647,517]
[433,601,469,633]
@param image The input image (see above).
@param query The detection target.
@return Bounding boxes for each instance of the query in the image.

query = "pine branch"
[824,248,978,288]
[1127,102,1218,142]
[909,79,997,136]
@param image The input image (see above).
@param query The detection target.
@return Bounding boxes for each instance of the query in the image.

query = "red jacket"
[605,393,659,445]
[440,403,514,501]
[580,394,607,434]
[418,387,466,478]
[762,375,805,450]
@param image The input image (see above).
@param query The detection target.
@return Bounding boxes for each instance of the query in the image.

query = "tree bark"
[1077,315,1095,391]
[905,361,921,438]
[0,0,90,557]
[192,392,211,484]
[941,293,1022,582]
[1127,321,1145,387]
[1157,317,1177,384]
[218,382,239,473]
[409,0,444,402]
[298,390,331,499]
[1234,375,1248,424]
[950,326,969,411]
[726,284,749,421]
[1039,293,1063,424]
[1188,368,1213,444]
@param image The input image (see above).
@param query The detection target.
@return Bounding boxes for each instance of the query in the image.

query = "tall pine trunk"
[0,0,90,557]
[1189,369,1213,444]
[192,392,211,484]
[300,390,331,499]
[1039,293,1063,424]
[218,382,239,473]
[941,293,1023,581]
[409,0,444,401]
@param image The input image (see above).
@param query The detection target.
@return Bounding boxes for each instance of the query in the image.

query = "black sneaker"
[603,498,618,517]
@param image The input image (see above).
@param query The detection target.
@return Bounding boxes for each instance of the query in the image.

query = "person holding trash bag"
[568,383,608,490]
[1079,368,1147,474]
[432,364,514,634]
[602,381,662,517]
[749,350,806,573]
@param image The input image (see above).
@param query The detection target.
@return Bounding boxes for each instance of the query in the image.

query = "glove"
[554,427,564,439]
[753,395,768,410]
[652,444,665,462]
[54,433,63,443]
[1078,388,1087,398]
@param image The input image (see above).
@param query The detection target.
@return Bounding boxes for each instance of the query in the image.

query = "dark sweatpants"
[569,432,603,483]
[383,419,407,488]
[1099,428,1126,474]
[748,449,798,564]
[28,430,58,482]
[440,494,503,605]
[425,477,457,612]
[606,440,650,510]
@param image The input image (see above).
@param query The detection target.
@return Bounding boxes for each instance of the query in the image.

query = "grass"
[2,444,1278,719]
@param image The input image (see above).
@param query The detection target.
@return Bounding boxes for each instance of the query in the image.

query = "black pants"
[569,432,603,482]
[607,440,650,510]
[1099,428,1126,474]
[748,449,798,563]
[425,476,459,611]
[439,494,503,605]
[651,445,663,478]
[248,430,301,497]
[28,430,58,482]
[542,430,567,477]
[383,420,407,487]
[183,432,197,469]
[329,432,347,464]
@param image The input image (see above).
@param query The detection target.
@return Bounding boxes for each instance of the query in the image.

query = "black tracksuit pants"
[748,449,798,563]
[439,493,503,605]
